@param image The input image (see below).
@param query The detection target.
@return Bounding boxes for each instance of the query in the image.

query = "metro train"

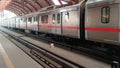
[1,0,120,46]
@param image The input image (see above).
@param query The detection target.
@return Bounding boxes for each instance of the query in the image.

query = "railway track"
[1,29,84,68]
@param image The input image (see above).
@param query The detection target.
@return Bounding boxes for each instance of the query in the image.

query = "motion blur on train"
[1,0,120,46]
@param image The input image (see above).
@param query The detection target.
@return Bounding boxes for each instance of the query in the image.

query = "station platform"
[0,32,43,68]
[0,27,111,68]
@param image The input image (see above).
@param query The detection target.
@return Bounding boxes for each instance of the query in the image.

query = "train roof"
[38,5,62,12]
[16,2,81,18]
[87,0,119,7]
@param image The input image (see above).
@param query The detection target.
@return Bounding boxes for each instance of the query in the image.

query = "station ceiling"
[0,0,78,16]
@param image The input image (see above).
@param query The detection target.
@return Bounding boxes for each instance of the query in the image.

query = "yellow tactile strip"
[0,43,14,68]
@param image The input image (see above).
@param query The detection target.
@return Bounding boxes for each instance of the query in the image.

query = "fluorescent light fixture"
[61,1,67,4]
[52,0,67,5]
[52,0,61,5]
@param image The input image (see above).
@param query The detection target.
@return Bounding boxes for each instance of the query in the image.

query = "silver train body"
[1,0,120,45]
[86,0,120,45]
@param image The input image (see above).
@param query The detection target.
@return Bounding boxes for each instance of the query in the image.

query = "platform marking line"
[0,43,14,68]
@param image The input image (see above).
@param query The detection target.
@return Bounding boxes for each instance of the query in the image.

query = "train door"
[51,13,62,35]
[33,16,36,30]
[51,14,56,34]
[62,9,79,38]
[33,16,39,31]
[56,13,62,35]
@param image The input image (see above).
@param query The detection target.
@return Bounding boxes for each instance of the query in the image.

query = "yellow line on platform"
[0,43,14,68]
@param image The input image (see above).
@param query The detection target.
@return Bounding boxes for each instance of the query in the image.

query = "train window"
[28,17,32,23]
[44,15,48,23]
[101,6,110,23]
[57,13,60,24]
[65,12,69,23]
[52,14,55,24]
[33,16,38,22]
[36,16,39,21]
[41,15,48,24]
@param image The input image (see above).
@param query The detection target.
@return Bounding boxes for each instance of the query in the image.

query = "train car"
[2,0,120,46]
[38,4,81,38]
[86,0,120,45]
[27,13,39,31]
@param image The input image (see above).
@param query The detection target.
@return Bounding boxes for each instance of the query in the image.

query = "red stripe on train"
[28,25,120,32]
[38,25,80,30]
[85,27,120,32]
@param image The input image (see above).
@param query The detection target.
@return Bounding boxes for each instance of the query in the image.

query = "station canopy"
[0,0,79,16]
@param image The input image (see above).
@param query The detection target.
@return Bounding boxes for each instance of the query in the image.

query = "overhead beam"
[24,0,38,11]
[11,2,30,13]
[6,8,22,16]
[13,1,33,12]
[9,3,29,14]
[44,0,51,6]
[0,0,12,11]
[8,10,20,16]
[7,4,27,14]
[33,0,43,8]
[58,0,63,5]
[6,6,25,15]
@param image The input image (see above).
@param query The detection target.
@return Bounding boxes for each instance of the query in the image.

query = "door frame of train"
[80,0,88,40]
[51,12,62,35]
[56,12,62,35]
